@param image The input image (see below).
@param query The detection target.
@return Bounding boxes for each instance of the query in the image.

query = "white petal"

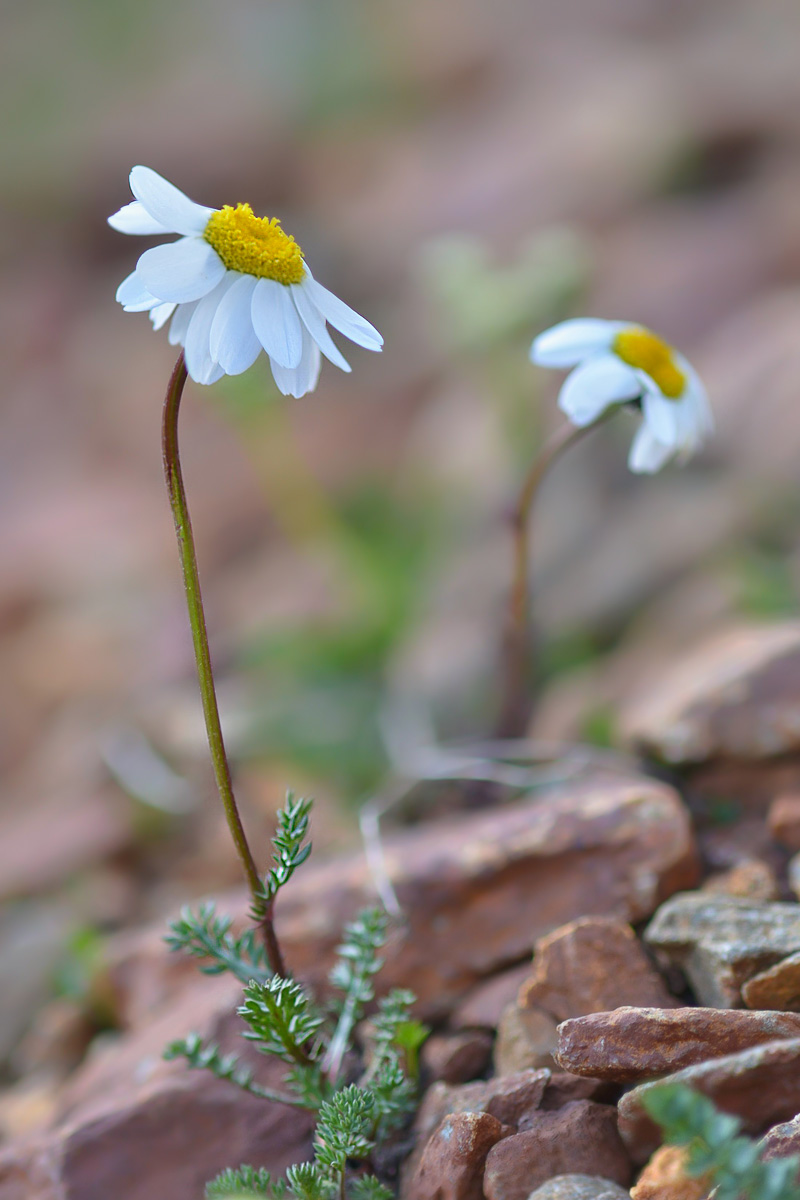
[290,280,351,372]
[184,276,237,385]
[678,357,714,439]
[209,274,262,375]
[108,200,171,236]
[558,354,641,426]
[628,424,674,474]
[150,302,176,330]
[302,271,382,351]
[168,301,199,347]
[251,279,303,369]
[116,270,160,311]
[129,166,214,237]
[269,325,321,398]
[531,319,626,368]
[641,381,679,446]
[136,237,226,303]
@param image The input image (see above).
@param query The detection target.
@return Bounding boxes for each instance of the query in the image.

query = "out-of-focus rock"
[450,964,534,1032]
[555,1006,800,1082]
[0,901,78,1066]
[518,917,674,1021]
[621,621,800,765]
[111,774,700,1026]
[422,1030,494,1084]
[742,952,800,1011]
[630,1145,708,1200]
[494,1004,559,1075]
[405,1110,508,1200]
[643,892,800,1007]
[789,854,800,901]
[526,1178,630,1200]
[482,1101,631,1200]
[618,1037,800,1161]
[768,795,800,851]
[0,789,132,903]
[0,1070,316,1200]
[702,859,779,902]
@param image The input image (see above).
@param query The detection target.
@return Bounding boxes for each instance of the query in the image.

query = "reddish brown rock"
[519,918,674,1021]
[540,1074,610,1112]
[483,1101,631,1200]
[110,774,699,1029]
[450,963,534,1031]
[702,859,779,902]
[742,953,800,1011]
[630,1145,708,1200]
[407,1110,508,1200]
[555,1006,800,1082]
[621,621,800,765]
[768,795,800,851]
[527,1177,629,1199]
[414,1070,551,1149]
[422,1030,493,1084]
[760,1110,800,1171]
[618,1037,800,1161]
[494,1004,559,1075]
[644,892,800,1007]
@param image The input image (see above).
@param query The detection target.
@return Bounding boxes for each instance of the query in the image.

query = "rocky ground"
[4,624,800,1197]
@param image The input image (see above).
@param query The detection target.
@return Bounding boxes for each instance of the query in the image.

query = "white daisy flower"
[109,166,383,394]
[530,318,712,473]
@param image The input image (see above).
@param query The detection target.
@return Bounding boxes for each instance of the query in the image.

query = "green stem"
[496,414,612,738]
[161,353,286,978]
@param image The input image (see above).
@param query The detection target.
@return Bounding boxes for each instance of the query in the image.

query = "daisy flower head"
[109,166,383,394]
[530,318,712,473]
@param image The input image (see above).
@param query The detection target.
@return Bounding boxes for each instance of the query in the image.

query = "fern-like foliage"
[165,902,271,985]
[240,976,325,1066]
[348,1177,394,1200]
[207,1165,284,1198]
[164,1033,302,1107]
[256,791,313,909]
[643,1082,800,1200]
[323,908,388,1084]
[314,1085,376,1175]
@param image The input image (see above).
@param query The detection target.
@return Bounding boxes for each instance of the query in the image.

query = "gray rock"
[527,1177,630,1199]
[644,892,800,1007]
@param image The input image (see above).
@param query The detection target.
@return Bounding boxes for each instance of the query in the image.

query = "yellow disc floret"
[613,326,686,399]
[204,204,305,285]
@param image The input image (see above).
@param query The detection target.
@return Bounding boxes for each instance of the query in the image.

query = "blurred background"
[2,0,800,1128]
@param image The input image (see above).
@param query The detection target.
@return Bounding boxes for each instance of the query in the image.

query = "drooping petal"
[251,278,304,369]
[290,280,351,372]
[108,201,171,236]
[678,356,714,439]
[184,276,238,385]
[628,423,674,474]
[136,237,226,303]
[116,270,160,311]
[209,274,262,375]
[129,166,214,237]
[168,301,199,347]
[640,379,679,446]
[269,325,321,398]
[558,354,642,426]
[150,302,177,330]
[531,319,625,368]
[301,271,382,351]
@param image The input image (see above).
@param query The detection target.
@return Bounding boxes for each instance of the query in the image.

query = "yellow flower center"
[613,326,686,399]
[204,204,305,285]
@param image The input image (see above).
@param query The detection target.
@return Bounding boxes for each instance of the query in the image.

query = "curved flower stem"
[162,353,286,978]
[496,414,613,738]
